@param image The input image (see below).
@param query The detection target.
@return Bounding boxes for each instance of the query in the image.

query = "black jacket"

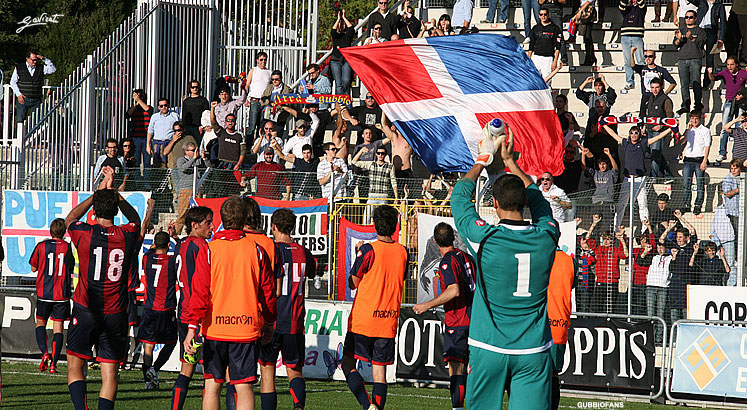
[696,0,727,41]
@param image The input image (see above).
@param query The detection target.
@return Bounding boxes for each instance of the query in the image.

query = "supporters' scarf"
[598,115,680,139]
[223,72,248,87]
[270,93,352,113]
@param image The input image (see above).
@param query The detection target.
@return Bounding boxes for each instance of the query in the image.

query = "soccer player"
[343,205,407,410]
[138,231,178,390]
[29,218,74,374]
[171,206,214,410]
[64,169,141,410]
[412,222,475,410]
[547,249,575,410]
[183,196,276,410]
[258,208,317,410]
[451,127,559,410]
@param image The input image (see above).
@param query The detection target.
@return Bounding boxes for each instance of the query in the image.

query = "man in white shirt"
[283,119,313,159]
[246,51,271,141]
[539,172,573,222]
[452,0,474,29]
[672,0,698,27]
[317,141,350,199]
[10,51,56,123]
[681,110,711,215]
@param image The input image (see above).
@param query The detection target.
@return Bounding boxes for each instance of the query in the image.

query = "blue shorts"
[36,300,70,322]
[259,333,305,369]
[66,304,128,363]
[203,339,259,385]
[443,326,469,363]
[137,309,177,344]
[127,292,139,327]
[343,331,395,366]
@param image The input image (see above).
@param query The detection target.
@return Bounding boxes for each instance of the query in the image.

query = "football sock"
[154,343,176,371]
[98,397,114,410]
[372,382,388,410]
[225,384,237,410]
[171,374,191,410]
[345,371,371,408]
[289,377,306,408]
[552,375,560,410]
[52,333,63,366]
[260,392,277,410]
[35,326,47,355]
[68,380,88,410]
[450,375,467,409]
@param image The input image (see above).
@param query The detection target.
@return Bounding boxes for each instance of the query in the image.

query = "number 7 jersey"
[68,221,141,314]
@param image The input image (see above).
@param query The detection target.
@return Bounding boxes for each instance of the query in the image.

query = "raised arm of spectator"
[575,76,593,103]
[646,128,672,146]
[604,147,619,171]
[724,115,745,133]
[140,198,156,237]
[676,210,697,238]
[580,147,590,171]
[351,147,371,167]
[209,101,221,131]
[600,74,616,104]
[602,124,624,144]
[587,214,601,238]
[389,162,399,201]
[615,230,629,258]
[545,61,563,84]
[688,242,699,267]
[380,111,398,143]
[272,139,295,163]
[341,9,354,28]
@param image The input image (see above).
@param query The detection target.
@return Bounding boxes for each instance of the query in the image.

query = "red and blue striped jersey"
[174,236,208,320]
[438,249,476,328]
[30,239,74,301]
[275,242,316,334]
[142,250,178,311]
[68,221,141,314]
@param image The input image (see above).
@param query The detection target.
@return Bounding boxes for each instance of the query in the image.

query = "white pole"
[627,176,635,317]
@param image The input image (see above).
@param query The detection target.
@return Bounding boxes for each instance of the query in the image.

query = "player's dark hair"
[221,196,247,230]
[92,189,120,221]
[433,222,455,247]
[657,193,669,202]
[185,206,213,234]
[154,231,170,250]
[491,174,527,213]
[271,208,296,235]
[242,196,262,230]
[373,205,399,237]
[50,218,66,238]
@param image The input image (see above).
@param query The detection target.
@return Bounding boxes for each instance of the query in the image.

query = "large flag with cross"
[340,33,565,176]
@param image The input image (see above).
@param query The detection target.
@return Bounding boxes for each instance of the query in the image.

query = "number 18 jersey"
[68,221,141,314]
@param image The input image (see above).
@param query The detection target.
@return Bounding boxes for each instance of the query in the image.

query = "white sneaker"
[715,154,727,163]
[368,405,379,410]
[314,275,322,289]
[522,37,530,44]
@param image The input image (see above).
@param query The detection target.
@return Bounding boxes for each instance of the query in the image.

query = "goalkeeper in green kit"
[451,123,559,410]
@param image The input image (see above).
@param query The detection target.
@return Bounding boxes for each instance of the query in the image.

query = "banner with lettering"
[2,190,151,277]
[271,93,353,113]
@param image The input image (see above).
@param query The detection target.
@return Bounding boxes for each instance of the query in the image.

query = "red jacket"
[587,237,626,284]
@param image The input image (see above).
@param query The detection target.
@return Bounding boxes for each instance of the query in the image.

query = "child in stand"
[689,241,730,286]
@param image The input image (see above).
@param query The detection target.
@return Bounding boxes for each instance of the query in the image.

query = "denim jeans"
[133,137,151,170]
[621,36,644,86]
[682,160,705,209]
[649,130,673,177]
[15,97,41,123]
[329,59,353,95]
[522,0,540,37]
[247,100,262,143]
[678,58,703,109]
[646,286,667,342]
[614,176,649,228]
[718,100,744,157]
[486,0,509,22]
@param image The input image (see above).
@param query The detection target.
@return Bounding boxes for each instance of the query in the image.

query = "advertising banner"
[687,285,747,322]
[396,308,449,381]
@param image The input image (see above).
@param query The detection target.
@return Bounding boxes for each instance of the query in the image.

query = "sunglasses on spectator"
[225,119,236,123]
[106,145,117,149]
[379,1,388,4]
[373,27,382,30]
[190,85,200,89]
[122,144,132,148]
[258,58,267,61]
[158,104,168,107]
[327,148,339,152]
[645,54,655,58]
[539,12,548,16]
[366,96,375,99]
[684,15,695,19]
[264,127,274,131]
[540,177,552,181]
[376,151,387,155]
[630,131,640,135]
[272,77,281,81]
[185,148,195,152]
[173,128,184,132]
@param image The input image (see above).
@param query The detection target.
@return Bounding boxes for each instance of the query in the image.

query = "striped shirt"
[352,160,397,197]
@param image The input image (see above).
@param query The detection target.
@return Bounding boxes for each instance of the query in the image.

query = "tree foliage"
[317,0,378,54]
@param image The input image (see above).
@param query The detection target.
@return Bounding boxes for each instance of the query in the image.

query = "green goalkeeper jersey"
[451,178,559,353]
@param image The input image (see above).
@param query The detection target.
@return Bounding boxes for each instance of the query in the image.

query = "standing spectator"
[261,71,293,136]
[539,0,569,64]
[652,0,673,22]
[146,98,180,166]
[452,0,474,29]
[674,11,707,114]
[576,235,597,312]
[199,110,218,165]
[581,147,618,228]
[570,0,598,65]
[709,58,747,163]
[728,2,747,65]
[539,172,573,222]
[164,122,198,170]
[689,241,729,285]
[353,127,387,199]
[722,159,741,285]
[215,84,248,127]
[304,64,332,142]
[273,143,321,200]
[643,242,672,344]
[681,110,711,215]
[482,0,508,24]
[341,93,383,144]
[281,103,322,154]
[252,121,284,163]
[93,138,126,185]
[587,219,628,314]
[619,0,646,90]
[210,101,246,170]
[659,211,697,322]
[725,114,747,166]
[519,0,541,41]
[527,8,562,79]
[245,149,291,200]
[650,193,676,237]
[174,142,203,234]
[331,10,356,95]
[435,14,456,36]
[125,89,153,168]
[368,0,399,40]
[575,74,617,119]
[397,1,422,38]
[672,0,698,27]
[379,113,415,198]
[584,100,619,162]
[317,142,350,199]
[697,0,727,90]
[642,78,676,178]
[181,80,210,142]
[10,51,56,123]
[630,48,677,115]
[121,138,138,168]
[283,119,313,159]
[245,52,272,142]
[351,146,399,224]
[555,144,583,194]
[631,226,657,315]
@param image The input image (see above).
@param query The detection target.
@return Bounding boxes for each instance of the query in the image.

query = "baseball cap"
[295,119,308,128]
[264,147,274,154]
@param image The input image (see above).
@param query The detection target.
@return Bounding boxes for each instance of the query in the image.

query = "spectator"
[304,63,332,140]
[651,0,672,22]
[709,200,735,284]
[435,14,455,36]
[215,84,248,127]
[631,225,657,316]
[279,103,321,143]
[681,110,711,215]
[581,147,618,228]
[650,193,676,237]
[697,0,727,90]
[273,143,321,200]
[481,0,508,24]
[672,0,698,27]
[331,10,355,95]
[630,49,677,115]
[147,97,181,166]
[587,219,628,314]
[245,52,272,142]
[727,3,747,65]
[397,1,422,38]
[317,141,350,199]
[252,121,284,163]
[121,138,137,168]
[452,0,474,29]
[539,0,569,65]
[174,142,204,234]
[570,0,597,65]
[283,119,313,159]
[538,172,572,222]
[527,7,562,79]
[520,0,541,41]
[689,241,729,285]
[163,121,198,171]
[576,235,596,312]
[380,112,415,198]
[331,104,351,160]
[555,94,580,137]
[340,93,383,144]
[353,127,387,199]
[10,51,56,123]
[642,77,676,178]
[125,89,153,167]
[181,80,210,142]
[555,144,583,194]
[575,74,617,120]
[93,138,126,183]
[709,57,747,163]
[364,22,387,45]
[619,0,646,90]
[722,159,741,285]
[643,242,671,344]
[659,211,697,322]
[261,71,293,135]
[351,146,399,223]
[674,11,707,114]
[210,101,246,170]
[368,0,399,40]
[584,100,619,162]
[199,110,218,166]
[245,148,291,200]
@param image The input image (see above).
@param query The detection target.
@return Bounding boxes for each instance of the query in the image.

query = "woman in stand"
[330,9,355,95]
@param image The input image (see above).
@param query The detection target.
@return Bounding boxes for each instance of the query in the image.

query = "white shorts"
[531,55,554,79]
